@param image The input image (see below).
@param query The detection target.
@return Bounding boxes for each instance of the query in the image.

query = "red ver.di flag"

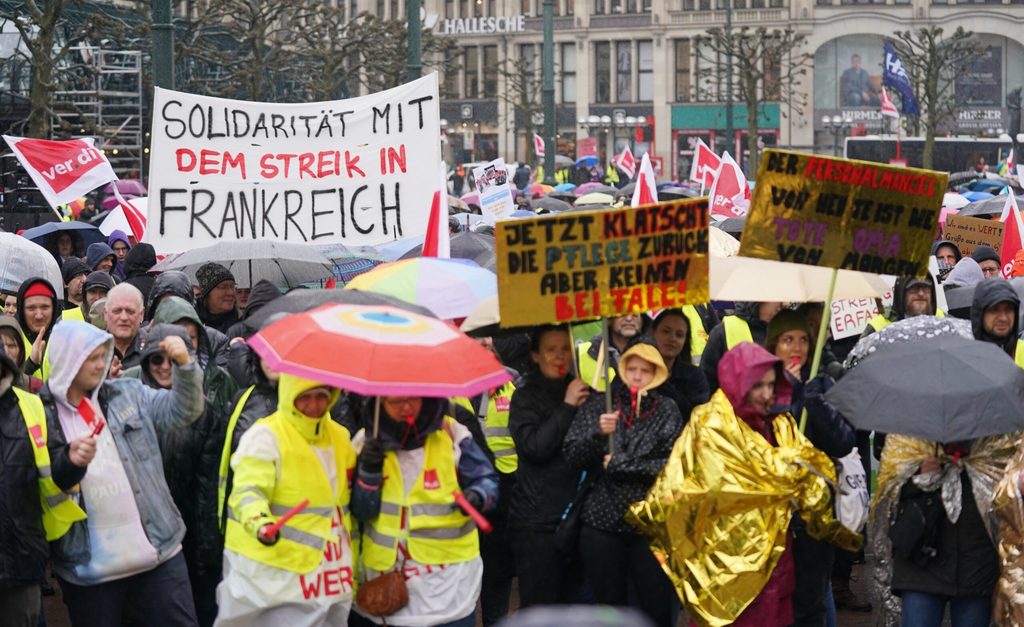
[4,136,117,209]
[708,152,750,221]
[615,147,637,178]
[688,138,721,191]
[999,192,1024,278]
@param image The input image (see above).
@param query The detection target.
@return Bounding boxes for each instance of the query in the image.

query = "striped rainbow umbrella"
[344,257,496,320]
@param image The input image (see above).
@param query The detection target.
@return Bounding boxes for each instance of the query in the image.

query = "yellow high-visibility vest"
[224,412,354,574]
[722,315,754,350]
[15,388,87,541]
[682,305,709,364]
[218,385,256,530]
[455,382,518,474]
[360,418,479,571]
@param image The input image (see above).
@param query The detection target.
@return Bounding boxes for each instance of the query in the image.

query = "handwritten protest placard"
[146,75,441,254]
[473,158,515,224]
[496,199,709,327]
[739,150,947,278]
[942,214,1002,258]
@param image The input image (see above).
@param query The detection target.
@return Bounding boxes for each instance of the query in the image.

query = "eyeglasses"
[149,354,171,367]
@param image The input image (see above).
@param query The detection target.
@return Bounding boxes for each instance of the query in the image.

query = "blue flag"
[883,41,919,115]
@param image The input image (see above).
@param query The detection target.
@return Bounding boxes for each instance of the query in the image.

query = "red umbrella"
[247,303,510,398]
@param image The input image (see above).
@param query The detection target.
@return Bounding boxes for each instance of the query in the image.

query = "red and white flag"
[3,135,117,209]
[422,164,451,258]
[533,133,546,159]
[630,153,658,207]
[708,152,750,221]
[688,139,721,193]
[111,188,147,243]
[999,191,1024,279]
[614,146,637,179]
[880,87,900,119]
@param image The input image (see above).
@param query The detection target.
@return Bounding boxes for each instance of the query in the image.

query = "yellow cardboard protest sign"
[496,198,710,327]
[739,150,947,277]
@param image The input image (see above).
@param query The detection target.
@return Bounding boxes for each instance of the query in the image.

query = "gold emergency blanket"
[626,390,862,627]
[992,434,1024,626]
[870,433,1018,626]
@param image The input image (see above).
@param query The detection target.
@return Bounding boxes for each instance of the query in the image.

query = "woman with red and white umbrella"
[244,303,508,627]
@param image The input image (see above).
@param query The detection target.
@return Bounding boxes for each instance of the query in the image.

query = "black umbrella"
[659,185,701,200]
[825,336,1024,443]
[530,196,572,213]
[548,190,577,202]
[959,196,1022,217]
[399,231,496,271]
[244,289,434,330]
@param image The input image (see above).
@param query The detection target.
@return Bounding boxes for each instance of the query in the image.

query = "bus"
[844,137,1011,173]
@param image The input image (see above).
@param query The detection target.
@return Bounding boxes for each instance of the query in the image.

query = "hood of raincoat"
[944,258,984,288]
[889,273,938,322]
[717,342,793,424]
[971,279,1020,355]
[137,323,193,388]
[616,340,669,393]
[86,242,116,272]
[733,302,764,324]
[152,296,211,361]
[363,396,447,451]
[0,346,16,397]
[45,320,114,406]
[16,277,62,343]
[276,373,340,444]
[107,230,130,252]
[123,243,156,279]
[241,280,281,321]
[931,239,962,262]
[146,271,195,321]
[0,316,24,367]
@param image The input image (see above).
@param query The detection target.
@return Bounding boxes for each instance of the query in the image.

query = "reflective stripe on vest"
[576,342,616,392]
[361,418,479,571]
[224,413,354,574]
[218,386,257,530]
[722,316,754,350]
[14,388,87,541]
[455,382,518,474]
[682,305,709,365]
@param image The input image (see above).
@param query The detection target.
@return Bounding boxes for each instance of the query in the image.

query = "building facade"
[399,0,1024,179]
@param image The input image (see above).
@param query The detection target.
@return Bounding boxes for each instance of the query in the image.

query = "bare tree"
[496,56,545,163]
[891,26,984,169]
[695,27,810,174]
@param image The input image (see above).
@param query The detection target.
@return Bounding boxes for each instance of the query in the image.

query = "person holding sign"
[507,326,589,608]
[563,340,683,627]
[218,376,356,627]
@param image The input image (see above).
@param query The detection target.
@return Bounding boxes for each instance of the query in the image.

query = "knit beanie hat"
[971,245,1001,265]
[766,308,813,344]
[61,257,89,285]
[83,271,115,294]
[196,263,235,302]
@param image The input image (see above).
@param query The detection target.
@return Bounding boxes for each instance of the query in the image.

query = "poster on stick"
[942,214,1002,258]
[472,158,515,224]
[146,74,441,254]
[739,150,947,278]
[496,198,710,327]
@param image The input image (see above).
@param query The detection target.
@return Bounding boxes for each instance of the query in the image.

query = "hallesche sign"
[439,15,527,34]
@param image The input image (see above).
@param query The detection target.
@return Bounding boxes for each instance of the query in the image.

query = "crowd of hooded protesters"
[3,228,1024,627]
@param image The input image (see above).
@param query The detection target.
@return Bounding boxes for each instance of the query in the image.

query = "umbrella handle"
[373,397,381,439]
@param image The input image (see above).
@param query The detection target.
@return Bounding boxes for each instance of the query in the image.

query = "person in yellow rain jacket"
[217,374,357,627]
[351,396,499,627]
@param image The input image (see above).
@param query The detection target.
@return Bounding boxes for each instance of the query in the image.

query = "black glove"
[359,437,386,474]
[461,490,485,514]
[257,524,280,546]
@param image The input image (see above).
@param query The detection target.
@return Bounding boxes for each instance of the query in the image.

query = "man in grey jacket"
[39,320,204,626]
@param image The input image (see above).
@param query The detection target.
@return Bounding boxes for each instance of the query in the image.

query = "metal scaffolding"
[53,46,144,178]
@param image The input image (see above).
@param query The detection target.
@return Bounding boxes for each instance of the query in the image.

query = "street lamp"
[822,115,853,157]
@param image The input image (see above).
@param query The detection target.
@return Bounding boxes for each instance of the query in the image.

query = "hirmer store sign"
[438,15,527,34]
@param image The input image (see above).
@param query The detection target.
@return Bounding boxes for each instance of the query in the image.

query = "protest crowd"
[8,74,1024,627]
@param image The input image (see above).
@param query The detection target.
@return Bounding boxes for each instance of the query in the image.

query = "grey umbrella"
[554,155,574,168]
[826,335,1024,443]
[0,233,64,298]
[714,217,747,237]
[958,196,1023,217]
[530,196,573,213]
[245,288,434,330]
[399,231,497,271]
[843,315,973,370]
[150,240,334,288]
